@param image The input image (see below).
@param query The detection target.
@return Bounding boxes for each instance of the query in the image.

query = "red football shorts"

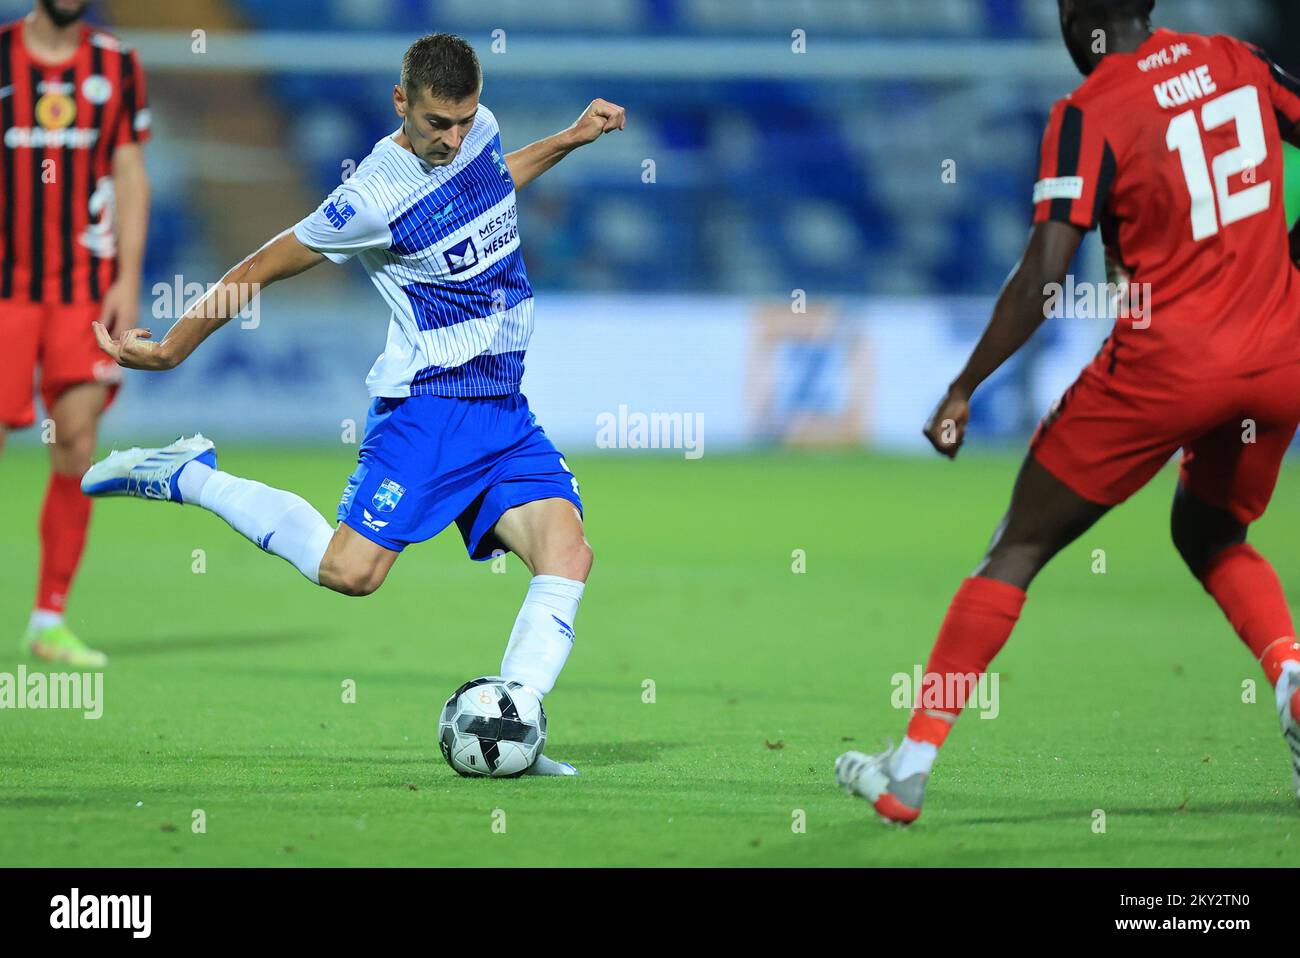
[1031,361,1300,525]
[0,300,122,429]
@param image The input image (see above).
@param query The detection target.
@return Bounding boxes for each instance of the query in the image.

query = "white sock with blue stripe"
[181,463,334,585]
[501,575,585,697]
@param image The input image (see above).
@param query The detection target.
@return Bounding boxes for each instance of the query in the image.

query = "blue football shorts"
[337,393,582,559]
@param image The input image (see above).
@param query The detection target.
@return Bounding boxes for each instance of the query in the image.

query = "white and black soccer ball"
[438,677,547,777]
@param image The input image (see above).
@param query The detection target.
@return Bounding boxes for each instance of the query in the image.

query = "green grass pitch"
[1,444,1298,866]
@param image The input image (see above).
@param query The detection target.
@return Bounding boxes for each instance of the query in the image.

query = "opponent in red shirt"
[837,0,1300,823]
[0,0,150,666]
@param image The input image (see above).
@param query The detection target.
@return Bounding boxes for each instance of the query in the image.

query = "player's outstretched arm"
[94,229,326,371]
[505,98,626,190]
[923,220,1083,459]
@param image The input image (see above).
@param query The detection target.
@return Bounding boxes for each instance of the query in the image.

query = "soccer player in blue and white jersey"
[81,34,625,775]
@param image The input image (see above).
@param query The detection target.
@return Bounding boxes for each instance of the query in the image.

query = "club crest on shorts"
[371,478,406,514]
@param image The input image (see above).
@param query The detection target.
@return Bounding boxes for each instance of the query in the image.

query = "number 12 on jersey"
[1166,85,1271,241]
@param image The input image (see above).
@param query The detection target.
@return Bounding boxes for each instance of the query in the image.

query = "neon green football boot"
[24,622,108,668]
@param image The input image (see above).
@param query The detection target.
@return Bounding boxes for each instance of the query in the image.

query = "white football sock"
[891,736,939,779]
[28,609,64,631]
[501,575,585,697]
[177,459,214,504]
[192,469,334,584]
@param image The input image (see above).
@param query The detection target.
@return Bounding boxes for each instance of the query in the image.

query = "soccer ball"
[438,677,547,777]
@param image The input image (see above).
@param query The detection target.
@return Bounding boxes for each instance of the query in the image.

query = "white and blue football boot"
[81,434,216,503]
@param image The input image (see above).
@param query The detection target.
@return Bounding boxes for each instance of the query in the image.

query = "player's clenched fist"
[92,321,177,371]
[923,387,970,459]
[566,98,626,146]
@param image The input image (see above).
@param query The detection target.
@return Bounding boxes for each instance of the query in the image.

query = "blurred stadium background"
[7,0,1300,452]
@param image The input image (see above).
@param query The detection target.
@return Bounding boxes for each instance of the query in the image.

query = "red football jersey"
[1033,28,1300,386]
[0,20,150,305]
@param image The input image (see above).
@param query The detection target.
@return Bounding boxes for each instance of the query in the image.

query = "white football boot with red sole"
[835,743,927,825]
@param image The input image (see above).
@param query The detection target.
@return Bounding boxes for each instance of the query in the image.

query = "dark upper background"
[4,0,1295,297]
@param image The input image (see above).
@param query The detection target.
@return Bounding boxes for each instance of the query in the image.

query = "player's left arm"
[505,98,625,190]
[923,222,1084,458]
[98,144,150,337]
[924,98,1111,458]
[100,47,152,335]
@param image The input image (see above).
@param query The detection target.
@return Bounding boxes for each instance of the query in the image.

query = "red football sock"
[906,576,1027,747]
[1202,544,1300,687]
[35,471,92,616]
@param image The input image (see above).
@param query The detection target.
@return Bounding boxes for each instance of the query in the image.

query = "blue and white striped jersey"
[293,105,533,398]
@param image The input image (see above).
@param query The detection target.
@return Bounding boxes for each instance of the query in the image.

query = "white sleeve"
[292,185,391,264]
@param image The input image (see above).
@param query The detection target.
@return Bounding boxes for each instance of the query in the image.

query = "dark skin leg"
[974,454,1111,590]
[1170,482,1247,580]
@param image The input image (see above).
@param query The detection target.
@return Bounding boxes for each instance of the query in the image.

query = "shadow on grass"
[190,752,430,767]
[99,629,337,657]
[0,795,87,809]
[188,740,682,771]
[547,740,676,766]
[96,739,679,770]
[960,799,1294,824]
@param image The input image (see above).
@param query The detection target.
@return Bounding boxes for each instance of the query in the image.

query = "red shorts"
[0,300,122,429]
[1031,362,1300,525]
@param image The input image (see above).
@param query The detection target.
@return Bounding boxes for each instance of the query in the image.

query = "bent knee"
[574,539,594,579]
[538,537,593,582]
[319,557,387,597]
[332,572,385,597]
[1173,531,1245,581]
[1170,506,1246,580]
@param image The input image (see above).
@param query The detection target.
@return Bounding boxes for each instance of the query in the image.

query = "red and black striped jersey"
[0,20,150,304]
[1032,28,1300,384]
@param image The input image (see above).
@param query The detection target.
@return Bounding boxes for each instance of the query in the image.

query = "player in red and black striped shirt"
[838,0,1300,823]
[0,0,150,666]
